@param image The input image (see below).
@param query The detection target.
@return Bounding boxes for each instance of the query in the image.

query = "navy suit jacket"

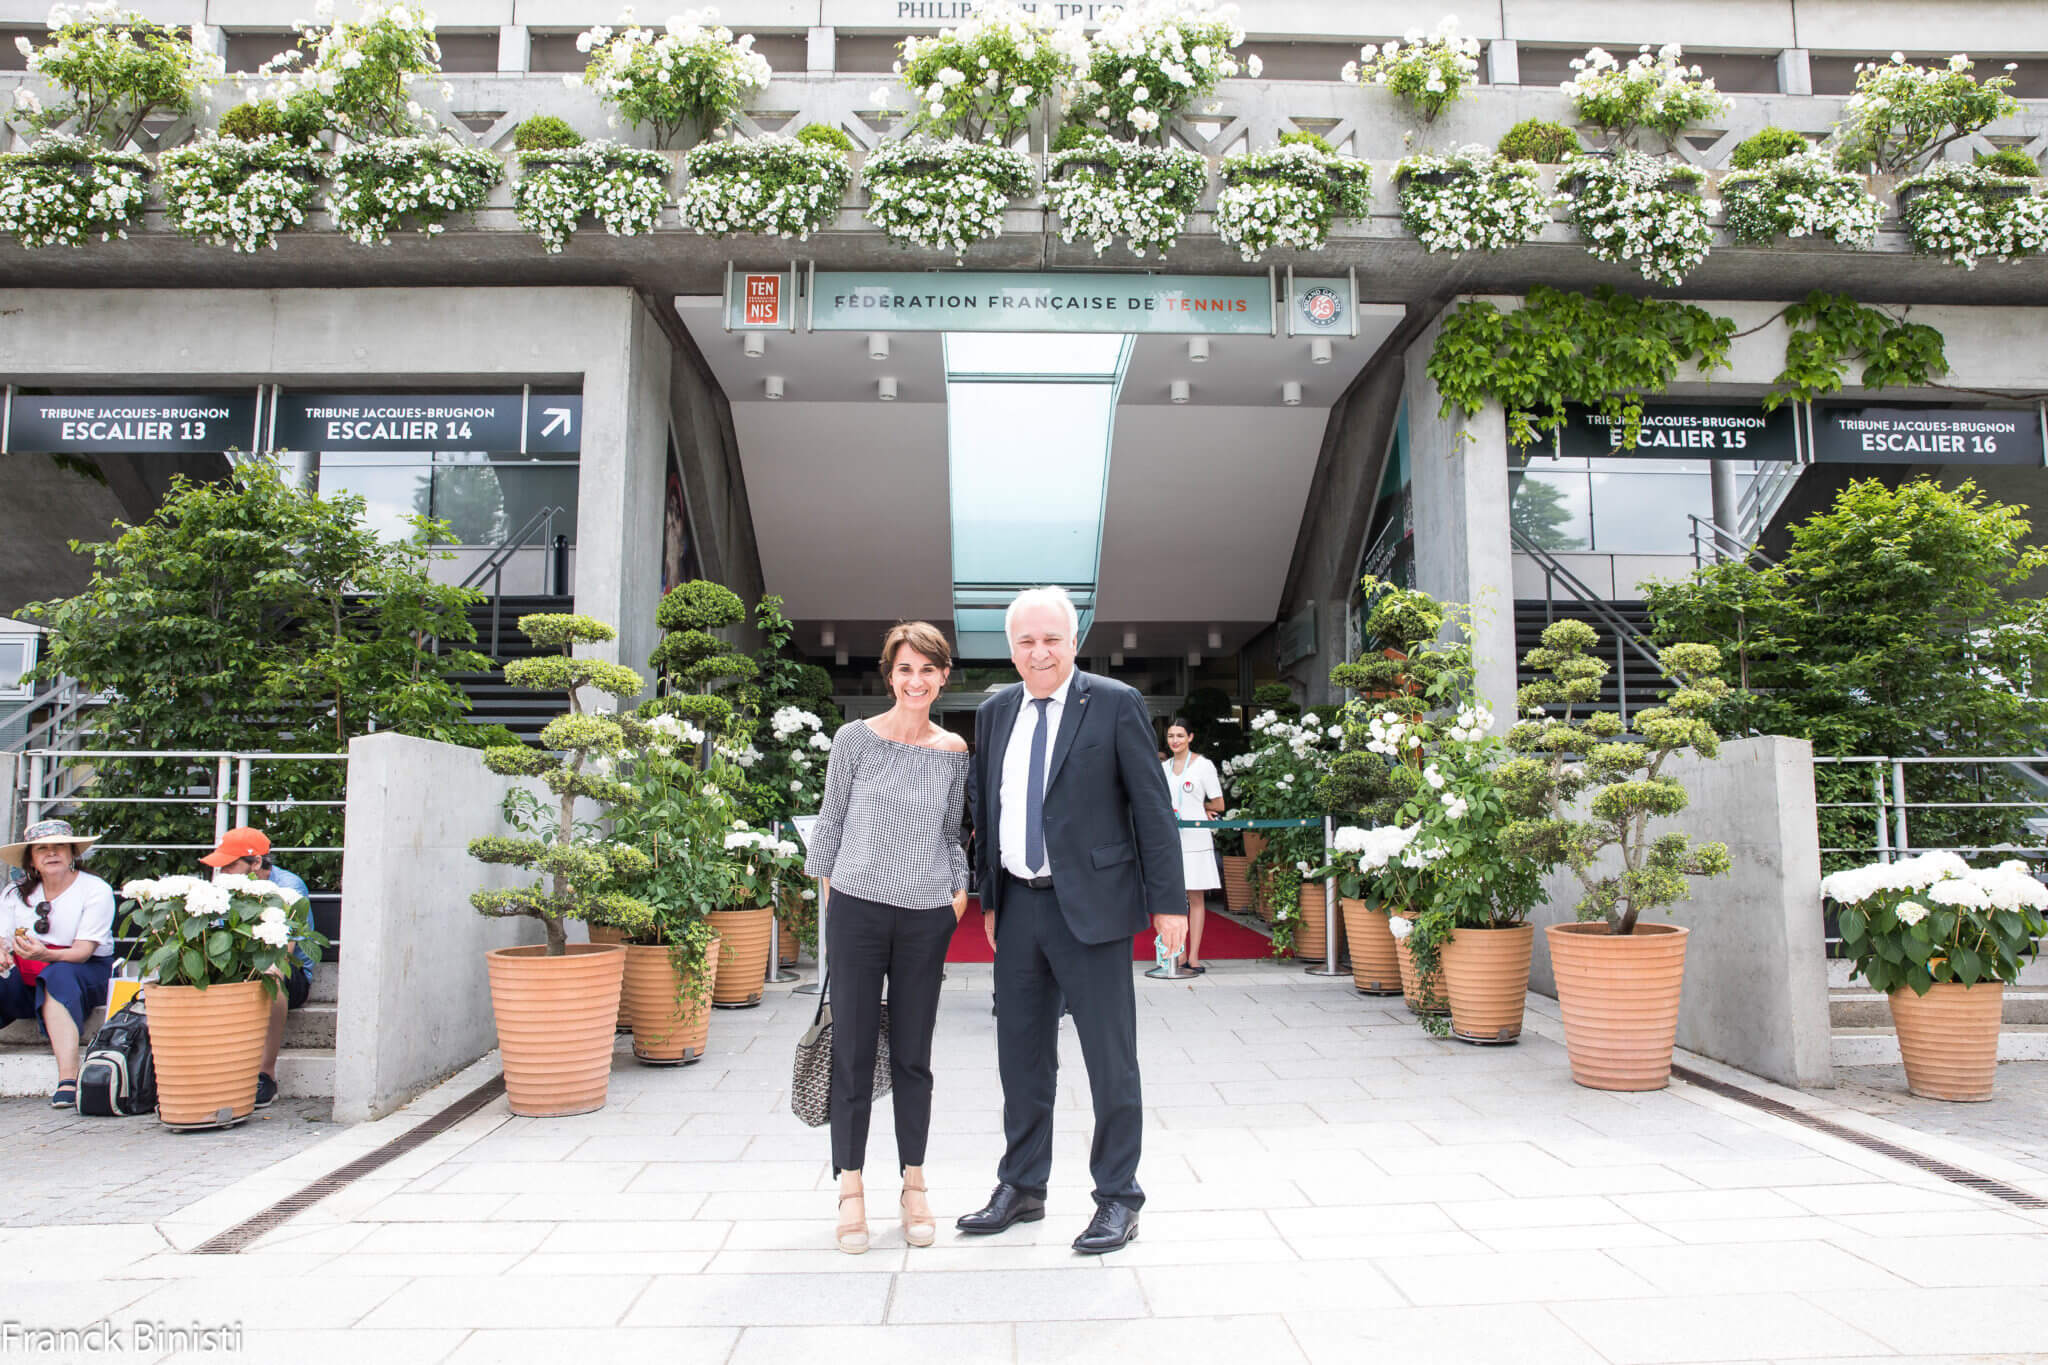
[970,669,1185,945]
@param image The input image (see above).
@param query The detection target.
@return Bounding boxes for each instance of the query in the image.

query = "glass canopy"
[945,332,1130,657]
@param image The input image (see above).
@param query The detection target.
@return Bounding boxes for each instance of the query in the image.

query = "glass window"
[313,451,578,546]
[0,639,33,696]
[317,453,432,542]
[948,382,1116,586]
[1510,469,1591,552]
[1587,469,1711,553]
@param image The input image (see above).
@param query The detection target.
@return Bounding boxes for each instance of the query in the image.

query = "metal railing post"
[234,756,253,829]
[765,821,799,984]
[25,752,44,827]
[215,756,232,844]
[1615,632,1629,729]
[1873,763,1892,863]
[1891,760,1910,855]
[1304,815,1347,978]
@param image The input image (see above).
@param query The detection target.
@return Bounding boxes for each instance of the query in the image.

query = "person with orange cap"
[203,827,315,1109]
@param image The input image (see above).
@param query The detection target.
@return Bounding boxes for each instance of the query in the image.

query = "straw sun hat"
[0,818,101,869]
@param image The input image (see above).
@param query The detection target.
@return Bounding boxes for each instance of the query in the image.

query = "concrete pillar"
[0,751,17,848]
[1776,47,1812,97]
[1403,313,1518,730]
[498,25,530,73]
[1710,459,1742,555]
[1486,38,1519,86]
[200,25,227,59]
[808,26,836,73]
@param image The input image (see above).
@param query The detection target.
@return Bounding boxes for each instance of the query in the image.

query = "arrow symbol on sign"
[542,408,572,437]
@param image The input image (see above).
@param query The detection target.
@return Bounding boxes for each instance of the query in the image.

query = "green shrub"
[1495,118,1580,163]
[216,96,324,145]
[513,114,583,151]
[1252,680,1299,718]
[1975,146,2040,178]
[1277,130,1335,156]
[1728,125,1809,169]
[794,122,855,152]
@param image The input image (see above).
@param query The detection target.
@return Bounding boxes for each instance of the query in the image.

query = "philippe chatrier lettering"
[1,1319,245,1354]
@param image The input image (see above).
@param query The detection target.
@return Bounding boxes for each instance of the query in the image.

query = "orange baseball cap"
[201,826,271,868]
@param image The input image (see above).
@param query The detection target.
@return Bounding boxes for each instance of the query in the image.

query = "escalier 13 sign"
[724,269,1356,336]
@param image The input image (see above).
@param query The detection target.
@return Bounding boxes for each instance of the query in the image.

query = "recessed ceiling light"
[869,332,890,360]
[1188,338,1210,363]
[1281,380,1301,406]
[1170,379,1190,404]
[1122,630,1138,651]
[1310,338,1333,365]
[1207,628,1222,650]
[743,332,766,358]
[1187,650,1202,666]
[765,375,785,400]
[821,626,836,648]
[878,376,898,401]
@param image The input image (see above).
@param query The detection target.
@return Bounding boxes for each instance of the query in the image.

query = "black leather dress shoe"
[1072,1201,1139,1254]
[956,1183,1046,1234]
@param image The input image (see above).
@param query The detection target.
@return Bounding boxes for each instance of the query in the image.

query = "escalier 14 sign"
[724,269,1357,336]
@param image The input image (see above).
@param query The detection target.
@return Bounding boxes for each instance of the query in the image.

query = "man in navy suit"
[957,586,1185,1254]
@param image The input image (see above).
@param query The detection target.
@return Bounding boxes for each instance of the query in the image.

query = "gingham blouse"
[803,720,970,910]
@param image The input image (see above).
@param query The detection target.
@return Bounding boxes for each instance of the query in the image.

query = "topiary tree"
[1498,619,1732,933]
[469,614,653,956]
[512,113,583,150]
[1975,146,2039,178]
[1251,680,1299,720]
[1728,125,1809,169]
[795,122,855,152]
[1496,117,1581,164]
[645,579,758,747]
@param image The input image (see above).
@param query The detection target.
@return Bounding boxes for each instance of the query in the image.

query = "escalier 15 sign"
[723,268,1357,336]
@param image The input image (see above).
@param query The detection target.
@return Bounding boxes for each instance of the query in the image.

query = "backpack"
[76,1001,156,1118]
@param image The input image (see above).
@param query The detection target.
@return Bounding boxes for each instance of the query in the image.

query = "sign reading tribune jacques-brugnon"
[5,393,259,454]
[1556,402,1799,461]
[1812,405,2046,466]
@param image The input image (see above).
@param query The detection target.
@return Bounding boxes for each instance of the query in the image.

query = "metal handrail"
[0,676,103,755]
[1510,526,1670,726]
[456,504,568,657]
[1737,461,1803,546]
[1686,514,1779,571]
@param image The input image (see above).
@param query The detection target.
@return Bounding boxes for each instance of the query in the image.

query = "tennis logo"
[1299,286,1342,329]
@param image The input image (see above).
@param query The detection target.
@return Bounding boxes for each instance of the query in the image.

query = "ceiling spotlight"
[1207,628,1222,650]
[1187,337,1210,363]
[877,375,898,401]
[834,648,848,666]
[743,332,766,358]
[1122,629,1138,651]
[764,375,785,400]
[1111,651,1125,667]
[868,332,891,360]
[1281,380,1302,407]
[820,625,836,648]
[1169,379,1190,405]
[1310,337,1333,365]
[1187,650,1202,666]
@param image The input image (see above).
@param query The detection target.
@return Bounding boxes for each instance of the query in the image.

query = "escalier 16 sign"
[724,269,1356,336]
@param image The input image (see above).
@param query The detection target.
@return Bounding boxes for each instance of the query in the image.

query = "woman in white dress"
[1162,717,1225,973]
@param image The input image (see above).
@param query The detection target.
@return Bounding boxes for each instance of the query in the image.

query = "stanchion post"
[765,821,800,984]
[1304,814,1347,977]
[1147,816,1201,979]
[794,875,825,995]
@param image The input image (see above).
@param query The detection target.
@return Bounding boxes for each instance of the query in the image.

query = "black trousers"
[993,876,1145,1209]
[826,888,956,1176]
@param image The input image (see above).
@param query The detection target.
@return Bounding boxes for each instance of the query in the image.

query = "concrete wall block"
[1526,735,1833,1089]
[332,732,543,1123]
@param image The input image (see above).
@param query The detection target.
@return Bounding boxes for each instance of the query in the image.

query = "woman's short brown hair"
[880,621,954,697]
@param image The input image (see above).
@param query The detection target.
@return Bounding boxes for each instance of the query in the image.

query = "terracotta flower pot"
[147,979,271,1130]
[1442,923,1535,1045]
[587,924,631,1030]
[1293,881,1344,963]
[623,936,719,1066]
[1242,831,1268,861]
[1220,854,1254,913]
[486,942,627,1118]
[776,914,801,966]
[1393,912,1446,1014]
[1546,921,1689,1091]
[1340,899,1401,995]
[708,906,774,1008]
[1888,981,2003,1102]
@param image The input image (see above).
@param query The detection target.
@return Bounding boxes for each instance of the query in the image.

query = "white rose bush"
[1720,146,1884,249]
[0,131,147,247]
[255,0,448,140]
[513,141,670,252]
[571,9,772,148]
[895,0,1084,145]
[119,872,328,991]
[1341,16,1482,124]
[1823,850,2047,996]
[328,133,501,245]
[1564,149,1717,286]
[1561,43,1729,152]
[1046,132,1207,257]
[12,2,223,148]
[1213,135,1373,261]
[1895,161,2048,269]
[1831,53,2019,175]
[1221,707,1338,956]
[676,128,853,240]
[862,135,1034,257]
[159,134,323,252]
[1395,145,1555,254]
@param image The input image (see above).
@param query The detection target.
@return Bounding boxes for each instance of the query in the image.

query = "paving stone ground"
[1824,1061,2048,1180]
[4,960,2047,1365]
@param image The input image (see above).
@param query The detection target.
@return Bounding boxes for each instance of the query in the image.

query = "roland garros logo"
[1300,286,1342,329]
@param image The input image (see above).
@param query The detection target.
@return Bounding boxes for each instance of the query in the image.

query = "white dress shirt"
[998,670,1074,880]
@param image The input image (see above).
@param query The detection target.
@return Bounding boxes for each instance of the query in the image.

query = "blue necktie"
[1024,696,1051,874]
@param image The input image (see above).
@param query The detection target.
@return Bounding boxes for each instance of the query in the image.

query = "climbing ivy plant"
[1429,286,1952,447]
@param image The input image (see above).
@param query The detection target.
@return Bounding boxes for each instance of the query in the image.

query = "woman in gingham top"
[804,620,969,1255]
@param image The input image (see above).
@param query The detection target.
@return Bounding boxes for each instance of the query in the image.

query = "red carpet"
[944,896,1274,964]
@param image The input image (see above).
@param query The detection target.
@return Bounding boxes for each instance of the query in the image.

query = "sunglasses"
[32,900,51,935]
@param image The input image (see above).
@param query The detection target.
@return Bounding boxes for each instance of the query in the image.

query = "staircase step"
[1831,1023,2048,1067]
[0,1047,332,1098]
[1830,986,2048,1029]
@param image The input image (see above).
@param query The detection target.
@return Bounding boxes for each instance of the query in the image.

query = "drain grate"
[192,1073,508,1254]
[1670,1064,2047,1210]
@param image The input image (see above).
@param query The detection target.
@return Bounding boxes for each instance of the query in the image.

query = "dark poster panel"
[7,393,259,454]
[1812,405,2045,466]
[1557,402,1800,461]
[272,392,581,453]
[661,436,702,594]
